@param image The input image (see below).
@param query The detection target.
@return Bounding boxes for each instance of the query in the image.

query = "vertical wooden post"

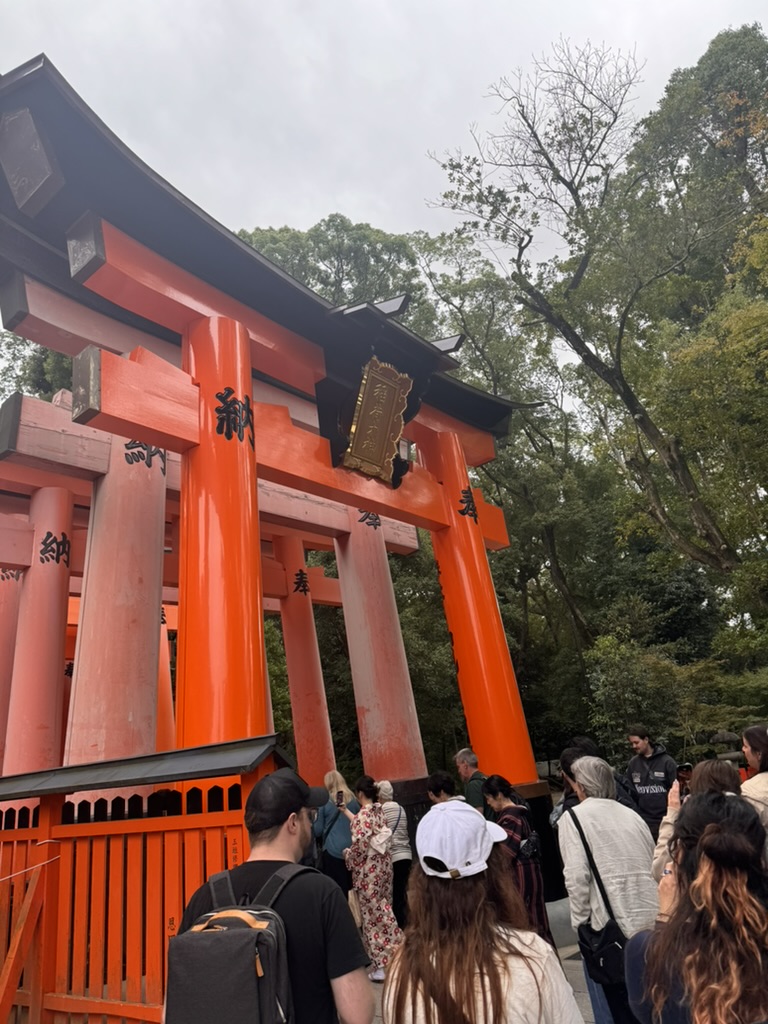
[4,488,72,775]
[28,793,64,1024]
[274,535,334,784]
[418,429,538,784]
[334,509,427,781]
[65,433,166,765]
[156,618,176,752]
[0,574,22,773]
[175,316,269,748]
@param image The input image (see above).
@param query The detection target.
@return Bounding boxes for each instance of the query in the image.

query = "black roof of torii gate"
[0,54,518,436]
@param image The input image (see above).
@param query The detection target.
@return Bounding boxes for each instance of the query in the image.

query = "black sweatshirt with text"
[627,744,677,830]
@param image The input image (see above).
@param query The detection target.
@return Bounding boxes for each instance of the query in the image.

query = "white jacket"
[383,929,583,1024]
[558,798,658,937]
[742,772,768,830]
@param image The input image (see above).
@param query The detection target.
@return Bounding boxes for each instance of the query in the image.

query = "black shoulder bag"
[567,808,627,987]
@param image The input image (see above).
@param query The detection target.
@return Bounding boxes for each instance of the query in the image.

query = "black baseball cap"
[245,768,327,833]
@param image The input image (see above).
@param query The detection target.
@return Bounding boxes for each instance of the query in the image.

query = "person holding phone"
[651,759,741,882]
[313,769,359,895]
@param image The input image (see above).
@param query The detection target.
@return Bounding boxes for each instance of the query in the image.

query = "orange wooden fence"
[0,788,249,1023]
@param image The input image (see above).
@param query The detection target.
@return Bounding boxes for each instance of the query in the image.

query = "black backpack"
[166,864,313,1024]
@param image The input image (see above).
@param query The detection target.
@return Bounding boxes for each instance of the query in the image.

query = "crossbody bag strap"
[321,809,341,845]
[566,808,618,921]
[394,806,403,832]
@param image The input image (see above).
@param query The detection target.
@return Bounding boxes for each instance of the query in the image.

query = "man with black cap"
[178,768,374,1024]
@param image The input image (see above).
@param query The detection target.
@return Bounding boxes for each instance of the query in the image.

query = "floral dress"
[345,802,403,970]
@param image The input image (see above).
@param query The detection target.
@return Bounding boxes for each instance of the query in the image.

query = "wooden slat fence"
[0,791,248,1023]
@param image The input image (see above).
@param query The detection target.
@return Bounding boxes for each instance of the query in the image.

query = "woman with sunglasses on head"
[626,792,768,1024]
[383,799,583,1024]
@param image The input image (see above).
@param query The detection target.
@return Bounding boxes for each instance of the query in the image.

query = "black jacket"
[627,744,677,829]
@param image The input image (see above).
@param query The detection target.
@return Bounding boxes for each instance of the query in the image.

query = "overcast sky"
[0,2,765,240]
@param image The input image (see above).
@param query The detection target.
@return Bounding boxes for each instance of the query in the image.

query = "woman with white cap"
[383,800,583,1024]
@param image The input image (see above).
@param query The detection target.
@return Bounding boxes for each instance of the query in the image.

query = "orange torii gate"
[0,53,547,1022]
[0,387,417,783]
[0,55,536,790]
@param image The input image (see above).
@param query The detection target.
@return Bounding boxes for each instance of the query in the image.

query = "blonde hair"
[323,769,354,805]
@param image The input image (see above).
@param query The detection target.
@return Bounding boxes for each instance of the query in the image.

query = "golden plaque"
[342,356,413,484]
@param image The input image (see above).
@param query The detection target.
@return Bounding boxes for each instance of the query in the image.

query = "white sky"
[0,1,765,239]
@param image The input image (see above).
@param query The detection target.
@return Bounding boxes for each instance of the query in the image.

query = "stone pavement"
[371,896,593,1022]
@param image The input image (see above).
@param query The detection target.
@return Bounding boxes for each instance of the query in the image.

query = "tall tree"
[438,32,768,573]
[238,213,437,336]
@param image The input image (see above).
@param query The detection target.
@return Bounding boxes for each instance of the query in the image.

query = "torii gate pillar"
[417,428,538,784]
[275,535,335,785]
[4,487,73,775]
[0,574,22,773]
[335,510,427,781]
[64,433,166,765]
[175,316,270,748]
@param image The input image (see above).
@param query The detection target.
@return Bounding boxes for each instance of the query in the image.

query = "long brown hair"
[743,723,768,773]
[644,794,768,1024]
[383,846,538,1024]
[688,759,741,796]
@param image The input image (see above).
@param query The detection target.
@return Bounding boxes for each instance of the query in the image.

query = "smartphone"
[336,790,344,807]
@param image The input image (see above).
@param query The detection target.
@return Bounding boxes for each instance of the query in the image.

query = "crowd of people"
[171,721,768,1024]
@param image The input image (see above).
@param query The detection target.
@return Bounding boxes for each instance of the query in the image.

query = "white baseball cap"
[416,800,507,879]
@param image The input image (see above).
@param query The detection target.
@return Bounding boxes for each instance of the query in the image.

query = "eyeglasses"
[306,808,318,824]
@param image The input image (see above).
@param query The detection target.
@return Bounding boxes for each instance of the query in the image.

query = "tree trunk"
[541,523,593,648]
[513,276,741,573]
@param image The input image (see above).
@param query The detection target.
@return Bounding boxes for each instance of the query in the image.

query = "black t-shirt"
[178,860,369,1024]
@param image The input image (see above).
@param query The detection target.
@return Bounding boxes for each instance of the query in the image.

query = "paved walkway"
[371,897,593,1022]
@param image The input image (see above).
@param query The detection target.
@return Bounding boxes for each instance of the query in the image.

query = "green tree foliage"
[238,213,438,337]
[586,638,760,765]
[438,30,768,575]
[0,331,72,402]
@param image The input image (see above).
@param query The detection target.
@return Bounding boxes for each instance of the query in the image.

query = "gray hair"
[572,756,616,800]
[376,779,394,802]
[454,747,478,768]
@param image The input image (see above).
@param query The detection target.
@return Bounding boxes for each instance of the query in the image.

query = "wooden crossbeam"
[68,213,325,396]
[0,271,180,365]
[0,394,421,555]
[72,346,199,453]
[71,345,509,542]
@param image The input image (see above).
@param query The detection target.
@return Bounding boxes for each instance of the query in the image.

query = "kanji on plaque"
[214,387,254,448]
[39,530,71,566]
